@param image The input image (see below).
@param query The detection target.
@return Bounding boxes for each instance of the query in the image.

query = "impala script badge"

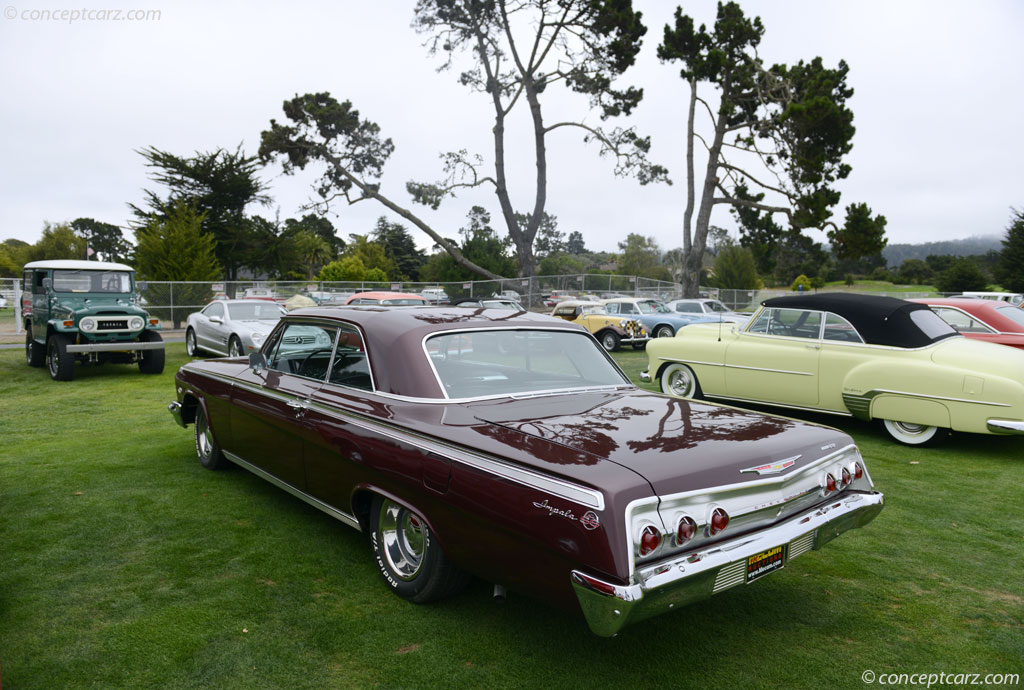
[740,456,800,475]
[533,499,601,530]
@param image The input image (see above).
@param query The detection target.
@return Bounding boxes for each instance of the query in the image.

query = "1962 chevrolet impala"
[168,307,884,636]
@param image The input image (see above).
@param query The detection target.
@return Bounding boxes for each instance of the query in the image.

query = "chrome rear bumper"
[986,419,1024,435]
[571,490,884,637]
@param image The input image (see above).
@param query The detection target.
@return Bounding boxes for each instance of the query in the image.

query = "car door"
[725,307,823,405]
[196,302,227,353]
[229,321,340,490]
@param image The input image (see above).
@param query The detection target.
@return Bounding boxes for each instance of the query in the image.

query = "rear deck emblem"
[580,511,600,530]
[740,456,800,475]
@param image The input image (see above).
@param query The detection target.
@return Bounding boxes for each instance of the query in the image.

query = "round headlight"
[619,319,628,327]
[129,317,145,330]
[80,318,96,332]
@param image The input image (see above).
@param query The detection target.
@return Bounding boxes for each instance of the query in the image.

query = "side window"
[823,313,865,343]
[622,303,637,314]
[772,309,822,339]
[605,303,619,315]
[23,270,32,293]
[34,271,47,292]
[267,322,338,380]
[931,308,993,334]
[205,302,224,319]
[676,303,699,313]
[327,325,372,391]
[746,309,772,334]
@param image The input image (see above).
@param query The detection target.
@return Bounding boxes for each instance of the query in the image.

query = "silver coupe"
[185,299,286,357]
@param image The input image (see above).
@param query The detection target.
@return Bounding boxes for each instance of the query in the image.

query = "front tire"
[46,333,75,381]
[654,325,675,339]
[26,329,45,367]
[881,419,946,446]
[660,362,702,399]
[138,330,165,375]
[185,328,201,356]
[599,330,620,352]
[370,496,468,604]
[195,404,229,470]
[228,335,243,358]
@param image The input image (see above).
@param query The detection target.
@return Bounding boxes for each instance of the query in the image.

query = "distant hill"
[882,235,1002,266]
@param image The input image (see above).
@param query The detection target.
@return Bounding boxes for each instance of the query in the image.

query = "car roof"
[284,306,587,398]
[761,292,954,348]
[24,259,134,271]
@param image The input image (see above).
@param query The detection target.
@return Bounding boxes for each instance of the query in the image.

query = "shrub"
[790,274,813,292]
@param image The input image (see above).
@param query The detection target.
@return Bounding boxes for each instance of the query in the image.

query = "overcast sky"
[2,0,1021,255]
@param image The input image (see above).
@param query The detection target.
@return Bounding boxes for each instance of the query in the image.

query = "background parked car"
[914,298,1024,350]
[420,287,450,304]
[0,294,7,309]
[491,289,521,301]
[550,300,648,351]
[186,299,286,357]
[665,298,750,325]
[345,291,429,306]
[646,292,1024,445]
[601,297,716,338]
[454,298,525,311]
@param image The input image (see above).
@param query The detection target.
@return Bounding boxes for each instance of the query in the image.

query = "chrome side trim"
[656,357,724,368]
[186,367,606,511]
[223,450,361,531]
[842,388,1011,411]
[654,356,811,377]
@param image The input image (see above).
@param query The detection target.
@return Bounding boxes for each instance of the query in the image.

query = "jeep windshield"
[53,270,132,294]
[425,329,630,399]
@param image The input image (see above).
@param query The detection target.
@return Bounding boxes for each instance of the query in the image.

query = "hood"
[469,390,851,497]
[62,297,147,318]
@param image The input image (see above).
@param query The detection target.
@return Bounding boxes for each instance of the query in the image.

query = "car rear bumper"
[570,490,884,637]
[986,419,1024,434]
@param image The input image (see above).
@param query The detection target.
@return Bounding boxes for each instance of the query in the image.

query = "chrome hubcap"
[230,340,241,356]
[197,413,212,457]
[657,326,673,338]
[379,500,426,580]
[47,343,58,376]
[668,368,694,397]
[894,421,927,434]
[187,332,195,354]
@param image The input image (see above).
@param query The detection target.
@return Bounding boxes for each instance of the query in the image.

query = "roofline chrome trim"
[223,450,361,530]
[185,367,606,511]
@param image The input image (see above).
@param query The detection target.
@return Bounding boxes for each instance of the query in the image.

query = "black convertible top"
[761,292,958,348]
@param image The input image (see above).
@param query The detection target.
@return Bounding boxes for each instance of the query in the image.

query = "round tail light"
[709,508,729,536]
[676,516,697,545]
[638,525,661,556]
[841,467,852,487]
[854,463,864,480]
[825,473,837,495]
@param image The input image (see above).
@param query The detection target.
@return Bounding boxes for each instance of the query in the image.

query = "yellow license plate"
[746,545,786,582]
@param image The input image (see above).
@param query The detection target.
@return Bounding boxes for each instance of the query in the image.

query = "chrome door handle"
[287,399,309,416]
[806,343,821,350]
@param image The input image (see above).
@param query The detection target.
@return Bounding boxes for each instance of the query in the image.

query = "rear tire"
[660,362,702,400]
[26,329,45,367]
[370,496,469,604]
[138,331,165,374]
[599,330,620,352]
[880,419,947,446]
[46,333,75,381]
[195,404,229,470]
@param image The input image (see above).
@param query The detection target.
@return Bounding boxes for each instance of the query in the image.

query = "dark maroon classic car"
[168,307,884,636]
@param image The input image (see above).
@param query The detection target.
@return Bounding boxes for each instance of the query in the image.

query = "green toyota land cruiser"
[22,260,165,381]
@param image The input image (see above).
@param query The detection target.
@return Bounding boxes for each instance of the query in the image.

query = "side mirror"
[209,316,223,324]
[249,352,267,373]
[42,277,52,290]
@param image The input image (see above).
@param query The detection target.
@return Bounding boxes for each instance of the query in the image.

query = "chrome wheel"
[378,499,426,581]
[196,410,214,458]
[655,325,674,338]
[600,331,619,351]
[228,336,243,358]
[882,419,941,445]
[185,329,198,356]
[661,363,699,399]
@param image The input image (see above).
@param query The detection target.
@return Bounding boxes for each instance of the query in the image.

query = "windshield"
[635,301,670,314]
[52,270,132,293]
[425,329,629,399]
[229,303,286,320]
[996,306,1024,328]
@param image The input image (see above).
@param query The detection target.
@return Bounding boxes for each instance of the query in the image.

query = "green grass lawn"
[1,345,1021,689]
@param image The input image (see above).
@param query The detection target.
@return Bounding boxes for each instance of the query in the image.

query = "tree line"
[1,2,1020,295]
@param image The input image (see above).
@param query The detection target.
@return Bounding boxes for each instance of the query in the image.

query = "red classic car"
[913,298,1024,350]
[167,307,884,636]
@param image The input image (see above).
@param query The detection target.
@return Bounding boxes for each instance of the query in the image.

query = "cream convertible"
[643,293,1024,445]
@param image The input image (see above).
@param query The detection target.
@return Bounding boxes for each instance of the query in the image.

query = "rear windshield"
[425,330,628,399]
[996,306,1024,328]
[53,270,131,293]
[909,309,958,340]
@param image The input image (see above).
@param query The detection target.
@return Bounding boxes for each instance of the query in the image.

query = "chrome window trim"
[420,326,632,401]
[822,312,865,343]
[929,305,999,334]
[266,315,378,392]
[186,367,606,511]
[223,450,361,530]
